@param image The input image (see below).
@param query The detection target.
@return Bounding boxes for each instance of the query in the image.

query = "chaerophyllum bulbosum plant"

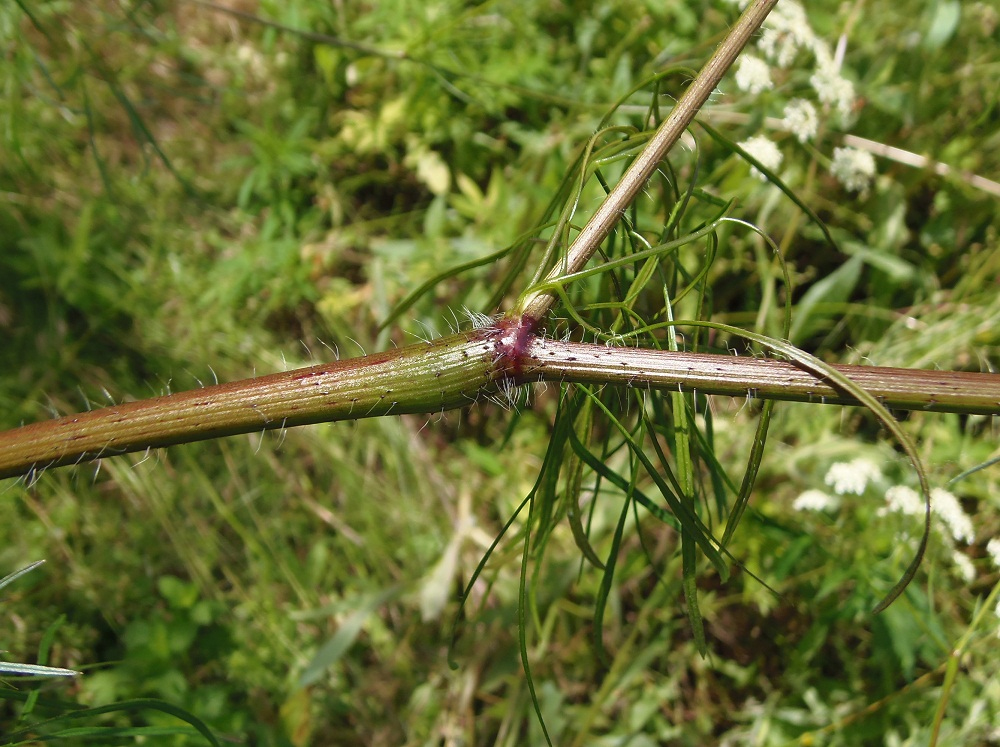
[2,0,1000,741]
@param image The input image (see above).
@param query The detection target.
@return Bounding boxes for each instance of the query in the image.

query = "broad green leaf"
[298,586,400,687]
[924,0,961,49]
[788,255,863,344]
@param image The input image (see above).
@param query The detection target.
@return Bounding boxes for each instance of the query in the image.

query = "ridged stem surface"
[0,330,502,480]
[518,338,1000,414]
[2,325,997,481]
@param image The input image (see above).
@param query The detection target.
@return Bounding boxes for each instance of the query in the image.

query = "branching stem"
[2,329,997,481]
[515,0,780,321]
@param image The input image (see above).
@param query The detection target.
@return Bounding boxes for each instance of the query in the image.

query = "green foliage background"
[1,0,999,744]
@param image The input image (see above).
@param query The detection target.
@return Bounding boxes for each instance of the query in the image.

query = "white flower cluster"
[825,457,882,495]
[879,484,924,516]
[782,99,818,143]
[952,550,976,583]
[830,146,877,193]
[738,135,783,181]
[793,457,882,511]
[877,485,984,588]
[735,55,773,95]
[793,488,839,512]
[988,538,1000,569]
[930,488,976,544]
[878,486,975,543]
[724,1,876,191]
[754,1,857,124]
[793,458,987,587]
[810,59,856,122]
[756,1,815,68]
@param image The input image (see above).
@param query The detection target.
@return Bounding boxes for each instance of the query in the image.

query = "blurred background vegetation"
[1,0,999,744]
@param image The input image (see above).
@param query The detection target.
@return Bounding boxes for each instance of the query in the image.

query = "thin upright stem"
[515,0,780,322]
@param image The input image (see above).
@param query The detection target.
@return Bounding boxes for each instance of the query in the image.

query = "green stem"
[517,337,1000,415]
[0,330,503,480]
[2,325,997,481]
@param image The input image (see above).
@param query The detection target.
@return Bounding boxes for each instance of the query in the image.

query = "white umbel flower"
[782,99,819,143]
[793,489,840,512]
[824,458,882,496]
[952,550,975,583]
[931,488,974,544]
[735,54,773,94]
[831,146,877,192]
[738,135,783,181]
[879,486,974,545]
[987,538,1000,570]
[879,485,923,517]
[810,61,856,120]
[757,1,816,68]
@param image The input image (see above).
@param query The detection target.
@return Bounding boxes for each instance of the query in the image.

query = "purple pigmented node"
[489,315,539,379]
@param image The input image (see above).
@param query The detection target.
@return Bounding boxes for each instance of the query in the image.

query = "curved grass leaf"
[946,454,1000,486]
[663,293,708,655]
[720,400,774,549]
[596,66,699,131]
[672,319,932,613]
[716,219,792,549]
[565,398,606,571]
[592,456,636,668]
[0,698,221,747]
[378,244,514,331]
[447,492,532,670]
[0,560,45,593]
[519,489,554,747]
[81,40,196,197]
[567,427,677,530]
[0,662,77,678]
[698,121,840,253]
[25,725,210,741]
[928,578,1000,746]
[448,390,578,673]
[581,389,729,580]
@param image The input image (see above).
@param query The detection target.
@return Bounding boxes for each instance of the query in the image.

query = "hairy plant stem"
[4,0,995,494]
[515,0,780,322]
[518,338,1000,414]
[0,329,504,480]
[0,2,787,482]
[2,324,997,481]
